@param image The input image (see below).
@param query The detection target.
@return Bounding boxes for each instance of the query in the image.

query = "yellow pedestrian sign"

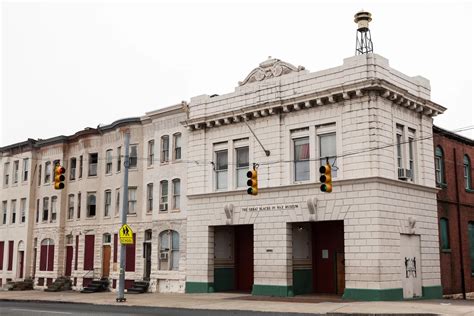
[119,224,134,245]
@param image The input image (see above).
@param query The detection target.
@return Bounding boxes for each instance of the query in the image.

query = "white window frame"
[293,136,310,182]
[128,187,137,214]
[173,133,182,160]
[70,157,77,180]
[20,198,26,223]
[159,180,168,212]
[161,136,170,163]
[2,200,8,225]
[67,194,74,220]
[42,197,49,222]
[104,190,111,217]
[146,183,153,213]
[159,230,180,271]
[105,150,113,174]
[11,199,16,224]
[88,153,98,176]
[215,149,228,190]
[22,158,29,182]
[172,179,180,210]
[148,140,155,166]
[129,145,138,168]
[44,161,52,183]
[86,192,96,218]
[51,196,57,222]
[3,162,10,186]
[235,146,249,188]
[13,160,19,184]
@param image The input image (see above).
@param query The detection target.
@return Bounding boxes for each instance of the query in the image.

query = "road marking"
[11,308,72,314]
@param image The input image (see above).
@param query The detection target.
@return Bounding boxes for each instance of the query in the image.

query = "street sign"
[119,224,134,245]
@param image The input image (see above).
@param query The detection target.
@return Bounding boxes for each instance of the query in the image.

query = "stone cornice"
[186,176,439,199]
[183,79,446,131]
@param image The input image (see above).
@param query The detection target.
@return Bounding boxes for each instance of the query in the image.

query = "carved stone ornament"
[238,57,305,86]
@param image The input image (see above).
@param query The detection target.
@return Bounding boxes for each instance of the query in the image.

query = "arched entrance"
[17,241,25,279]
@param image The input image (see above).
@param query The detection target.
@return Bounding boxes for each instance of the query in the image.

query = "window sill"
[441,249,451,253]
[466,188,474,193]
[103,216,111,219]
[171,209,180,213]
[127,213,137,217]
[436,183,448,188]
[105,173,113,177]
[69,178,76,182]
[147,165,154,169]
[85,216,97,220]
[88,175,98,178]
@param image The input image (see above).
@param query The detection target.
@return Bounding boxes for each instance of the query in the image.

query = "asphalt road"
[0,301,319,316]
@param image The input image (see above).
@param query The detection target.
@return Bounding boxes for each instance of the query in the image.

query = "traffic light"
[247,168,258,195]
[54,164,66,190]
[319,163,332,193]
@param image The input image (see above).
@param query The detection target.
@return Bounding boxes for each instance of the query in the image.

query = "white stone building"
[1,53,446,301]
[183,54,445,300]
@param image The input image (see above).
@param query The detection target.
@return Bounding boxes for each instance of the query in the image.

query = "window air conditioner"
[160,252,168,260]
[398,168,408,180]
[405,168,413,180]
[159,203,168,211]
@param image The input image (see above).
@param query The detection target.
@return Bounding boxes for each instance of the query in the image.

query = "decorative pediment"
[238,57,305,86]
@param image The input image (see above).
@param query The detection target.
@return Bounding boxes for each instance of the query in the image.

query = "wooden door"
[235,225,253,292]
[18,251,24,278]
[144,243,151,279]
[312,221,344,294]
[65,246,73,277]
[102,245,111,277]
[83,235,95,270]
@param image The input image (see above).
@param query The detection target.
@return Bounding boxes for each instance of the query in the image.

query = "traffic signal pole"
[117,130,130,303]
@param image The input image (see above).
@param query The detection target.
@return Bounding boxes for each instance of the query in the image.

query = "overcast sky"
[1,0,472,147]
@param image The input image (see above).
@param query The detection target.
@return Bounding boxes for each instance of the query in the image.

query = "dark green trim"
[214,268,235,292]
[343,288,403,301]
[422,286,442,299]
[251,284,294,297]
[292,269,313,295]
[185,282,214,293]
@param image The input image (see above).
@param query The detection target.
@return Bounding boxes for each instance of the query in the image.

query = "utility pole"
[116,130,130,303]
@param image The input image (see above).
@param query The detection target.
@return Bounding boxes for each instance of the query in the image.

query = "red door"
[18,251,24,278]
[235,225,253,292]
[312,221,344,294]
[65,246,73,277]
[83,235,95,270]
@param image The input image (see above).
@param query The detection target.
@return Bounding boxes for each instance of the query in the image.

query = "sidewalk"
[0,290,473,315]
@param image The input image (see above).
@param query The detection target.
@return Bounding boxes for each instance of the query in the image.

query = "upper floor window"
[161,136,170,163]
[115,188,120,216]
[129,145,138,168]
[128,187,137,214]
[236,147,249,188]
[117,147,122,172]
[3,162,9,186]
[407,128,416,181]
[396,125,404,170]
[10,199,16,224]
[79,155,83,178]
[20,198,26,223]
[70,157,77,180]
[13,160,20,183]
[88,153,98,176]
[22,158,29,182]
[77,192,81,219]
[215,150,228,190]
[37,164,42,186]
[104,190,111,217]
[294,137,309,182]
[42,197,49,222]
[173,133,182,160]
[51,196,57,222]
[147,183,153,213]
[36,199,39,223]
[13,160,19,184]
[435,146,445,186]
[44,161,52,183]
[148,140,155,166]
[464,155,472,190]
[67,194,74,220]
[319,133,337,177]
[86,192,96,217]
[105,150,113,174]
[160,180,168,212]
[172,179,181,210]
[2,200,7,224]
[440,217,450,250]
